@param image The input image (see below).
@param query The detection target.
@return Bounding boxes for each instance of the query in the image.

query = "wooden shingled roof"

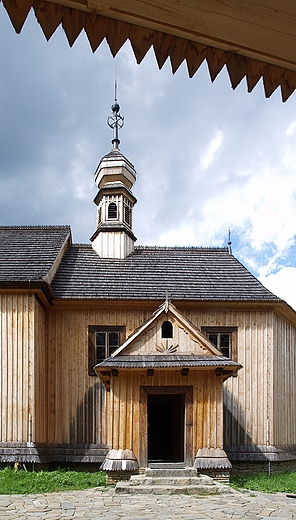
[96,355,241,369]
[1,226,296,324]
[50,243,281,302]
[2,0,296,101]
[0,225,71,283]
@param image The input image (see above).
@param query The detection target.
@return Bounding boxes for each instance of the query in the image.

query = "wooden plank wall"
[3,299,294,451]
[182,308,274,448]
[0,292,35,443]
[273,314,296,446]
[45,306,152,445]
[44,305,294,450]
[34,297,47,443]
[106,369,223,464]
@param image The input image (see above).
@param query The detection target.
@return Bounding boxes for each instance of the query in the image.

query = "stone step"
[148,462,185,469]
[115,483,231,495]
[145,467,200,478]
[128,475,214,486]
[115,467,233,495]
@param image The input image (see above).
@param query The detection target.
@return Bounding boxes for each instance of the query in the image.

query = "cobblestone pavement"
[0,487,296,519]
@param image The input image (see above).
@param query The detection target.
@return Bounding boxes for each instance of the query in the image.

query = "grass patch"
[230,472,296,493]
[0,467,106,494]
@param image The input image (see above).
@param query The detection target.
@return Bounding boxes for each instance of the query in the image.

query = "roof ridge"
[135,245,228,251]
[0,225,71,230]
[69,244,229,251]
[72,243,92,248]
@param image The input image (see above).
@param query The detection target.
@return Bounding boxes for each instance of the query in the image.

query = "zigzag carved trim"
[2,0,296,101]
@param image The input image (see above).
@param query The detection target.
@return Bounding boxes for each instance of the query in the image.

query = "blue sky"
[1,5,296,309]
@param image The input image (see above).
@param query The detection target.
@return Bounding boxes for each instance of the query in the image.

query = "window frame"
[201,326,237,361]
[88,325,126,376]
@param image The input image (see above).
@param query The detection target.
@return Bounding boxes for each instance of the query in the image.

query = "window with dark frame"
[88,326,125,375]
[201,327,237,360]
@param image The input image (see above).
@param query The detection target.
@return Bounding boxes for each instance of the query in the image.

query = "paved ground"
[0,487,296,519]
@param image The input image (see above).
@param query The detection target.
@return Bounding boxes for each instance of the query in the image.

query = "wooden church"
[1,99,296,480]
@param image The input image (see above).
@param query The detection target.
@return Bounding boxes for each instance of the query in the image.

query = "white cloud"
[2,7,296,315]
[261,267,296,311]
[200,130,223,170]
[198,162,296,253]
[69,140,94,200]
[286,121,296,137]
[155,224,197,247]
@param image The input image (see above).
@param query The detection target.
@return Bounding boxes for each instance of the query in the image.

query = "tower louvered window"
[98,207,102,224]
[108,202,117,219]
[124,204,131,226]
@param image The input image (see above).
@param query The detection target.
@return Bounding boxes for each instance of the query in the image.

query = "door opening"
[148,393,185,462]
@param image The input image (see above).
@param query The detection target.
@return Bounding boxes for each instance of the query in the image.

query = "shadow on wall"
[223,385,253,448]
[70,380,106,445]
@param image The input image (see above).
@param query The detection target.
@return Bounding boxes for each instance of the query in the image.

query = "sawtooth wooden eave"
[2,0,296,101]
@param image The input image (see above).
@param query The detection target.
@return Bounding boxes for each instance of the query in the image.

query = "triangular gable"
[112,300,222,358]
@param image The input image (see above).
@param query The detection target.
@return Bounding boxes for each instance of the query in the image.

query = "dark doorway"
[148,393,185,462]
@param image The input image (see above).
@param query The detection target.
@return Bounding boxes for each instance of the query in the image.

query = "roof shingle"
[0,226,281,303]
[96,354,241,369]
[0,226,71,282]
[51,244,280,302]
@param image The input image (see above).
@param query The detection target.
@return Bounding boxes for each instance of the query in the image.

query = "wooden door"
[139,386,193,467]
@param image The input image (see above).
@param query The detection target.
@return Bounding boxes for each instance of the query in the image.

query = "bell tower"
[90,89,137,258]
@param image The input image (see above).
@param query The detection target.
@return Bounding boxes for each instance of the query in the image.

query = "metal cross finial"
[165,290,169,313]
[228,229,232,255]
[107,80,124,150]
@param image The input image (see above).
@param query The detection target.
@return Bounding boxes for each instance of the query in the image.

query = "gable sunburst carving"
[155,342,179,353]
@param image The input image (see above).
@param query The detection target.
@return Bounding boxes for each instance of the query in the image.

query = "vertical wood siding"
[41,305,296,449]
[2,298,296,451]
[34,298,46,442]
[105,369,223,464]
[0,293,35,443]
[182,308,275,447]
[273,314,296,446]
[46,307,152,445]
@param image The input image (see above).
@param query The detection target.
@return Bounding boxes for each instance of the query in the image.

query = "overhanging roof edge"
[2,0,296,101]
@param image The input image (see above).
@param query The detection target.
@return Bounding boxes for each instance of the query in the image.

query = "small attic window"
[161,320,173,338]
[108,202,117,219]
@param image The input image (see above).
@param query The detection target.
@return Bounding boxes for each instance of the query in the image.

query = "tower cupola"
[90,90,137,259]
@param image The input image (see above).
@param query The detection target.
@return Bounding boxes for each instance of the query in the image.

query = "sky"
[1,5,296,310]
